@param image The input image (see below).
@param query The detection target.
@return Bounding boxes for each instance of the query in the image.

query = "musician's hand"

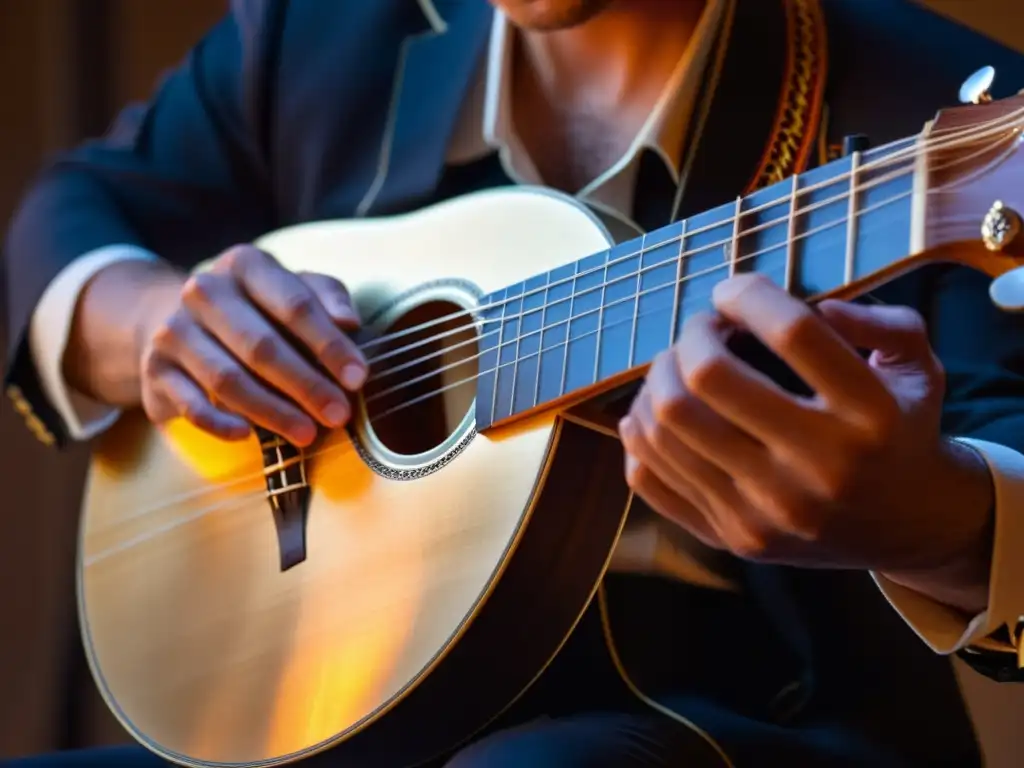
[619,274,994,598]
[138,245,367,447]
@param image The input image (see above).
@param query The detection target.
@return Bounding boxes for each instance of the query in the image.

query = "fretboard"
[475,137,920,430]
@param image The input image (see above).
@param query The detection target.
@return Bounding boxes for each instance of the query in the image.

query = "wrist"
[881,437,995,614]
[64,259,185,407]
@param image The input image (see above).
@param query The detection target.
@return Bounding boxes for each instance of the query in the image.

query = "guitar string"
[362,130,1021,408]
[81,114,1024,546]
[358,121,1023,378]
[84,208,982,552]
[358,127,1014,381]
[354,107,1024,362]
[91,124,1020,535]
[357,111,1022,356]
[82,206,980,565]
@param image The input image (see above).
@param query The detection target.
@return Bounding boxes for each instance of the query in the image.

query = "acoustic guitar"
[77,68,1024,767]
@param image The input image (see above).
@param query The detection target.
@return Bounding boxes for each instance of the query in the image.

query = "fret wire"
[489,286,508,425]
[375,184,920,421]
[531,269,552,408]
[844,151,861,285]
[591,250,610,384]
[625,233,646,369]
[508,284,524,415]
[558,258,581,397]
[367,132,971,362]
[480,153,919,336]
[668,218,687,344]
[784,175,798,293]
[729,196,742,277]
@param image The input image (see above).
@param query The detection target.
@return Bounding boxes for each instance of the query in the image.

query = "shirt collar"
[482,0,728,197]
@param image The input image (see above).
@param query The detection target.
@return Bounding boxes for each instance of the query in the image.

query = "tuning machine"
[959,66,996,105]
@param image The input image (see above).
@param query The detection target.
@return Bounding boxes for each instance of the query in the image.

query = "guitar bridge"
[256,427,311,571]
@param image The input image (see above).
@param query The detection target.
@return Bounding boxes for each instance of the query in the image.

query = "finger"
[298,272,361,328]
[620,399,769,548]
[144,364,251,441]
[674,311,821,448]
[621,451,723,549]
[642,349,768,481]
[816,300,937,369]
[712,275,890,410]
[158,319,320,445]
[625,392,741,509]
[180,273,354,432]
[298,272,367,388]
[237,253,367,389]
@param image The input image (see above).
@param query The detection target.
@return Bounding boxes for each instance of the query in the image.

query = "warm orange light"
[161,418,265,483]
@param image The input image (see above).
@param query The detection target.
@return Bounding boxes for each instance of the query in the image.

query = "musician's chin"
[490,0,615,31]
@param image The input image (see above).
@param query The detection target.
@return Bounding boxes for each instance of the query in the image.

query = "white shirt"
[28,3,1024,658]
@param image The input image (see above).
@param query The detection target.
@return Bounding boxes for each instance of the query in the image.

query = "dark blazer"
[5,0,1024,763]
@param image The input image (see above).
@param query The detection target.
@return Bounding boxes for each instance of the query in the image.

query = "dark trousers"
[2,576,909,767]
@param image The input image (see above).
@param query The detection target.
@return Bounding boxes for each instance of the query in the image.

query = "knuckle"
[280,291,317,324]
[219,244,265,272]
[682,354,726,396]
[181,272,222,306]
[150,324,176,353]
[648,388,676,425]
[209,365,243,398]
[151,310,189,350]
[243,331,277,367]
[300,377,336,411]
[771,311,817,354]
[316,336,351,366]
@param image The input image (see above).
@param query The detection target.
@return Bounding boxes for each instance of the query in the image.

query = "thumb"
[816,299,934,368]
[299,272,362,329]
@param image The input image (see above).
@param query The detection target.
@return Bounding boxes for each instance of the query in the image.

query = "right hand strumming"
[139,245,367,447]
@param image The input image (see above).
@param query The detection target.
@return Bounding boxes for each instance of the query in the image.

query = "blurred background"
[1,0,1022,764]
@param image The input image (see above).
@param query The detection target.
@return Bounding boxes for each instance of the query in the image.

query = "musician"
[5,0,1024,765]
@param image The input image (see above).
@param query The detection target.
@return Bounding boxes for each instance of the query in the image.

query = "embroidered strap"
[745,0,829,192]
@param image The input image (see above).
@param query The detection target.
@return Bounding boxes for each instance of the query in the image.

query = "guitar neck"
[474,136,922,430]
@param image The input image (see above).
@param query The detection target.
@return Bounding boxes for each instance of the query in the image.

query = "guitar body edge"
[76,187,631,767]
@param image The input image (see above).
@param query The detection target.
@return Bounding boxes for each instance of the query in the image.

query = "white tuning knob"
[990,266,1024,312]
[960,66,996,105]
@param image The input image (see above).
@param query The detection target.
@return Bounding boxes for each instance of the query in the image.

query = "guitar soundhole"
[362,299,478,456]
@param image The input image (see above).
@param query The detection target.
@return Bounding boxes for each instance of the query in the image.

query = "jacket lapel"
[674,0,829,220]
[356,0,493,218]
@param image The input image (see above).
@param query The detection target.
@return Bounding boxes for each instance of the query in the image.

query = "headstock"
[921,67,1024,310]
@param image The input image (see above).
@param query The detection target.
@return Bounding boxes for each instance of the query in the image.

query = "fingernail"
[618,416,632,435]
[323,401,349,427]
[341,363,367,390]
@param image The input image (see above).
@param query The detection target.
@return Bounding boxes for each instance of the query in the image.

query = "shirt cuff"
[28,244,159,441]
[872,437,1024,655]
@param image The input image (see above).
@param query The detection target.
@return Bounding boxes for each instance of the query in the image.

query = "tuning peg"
[959,66,996,105]
[990,266,1024,312]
